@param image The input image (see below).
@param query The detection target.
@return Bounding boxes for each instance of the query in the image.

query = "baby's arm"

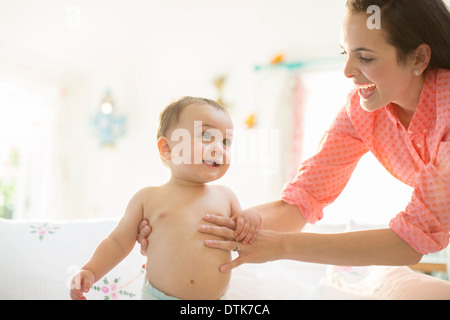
[226,188,262,245]
[70,189,146,300]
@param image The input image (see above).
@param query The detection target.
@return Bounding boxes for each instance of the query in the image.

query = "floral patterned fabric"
[0,218,146,299]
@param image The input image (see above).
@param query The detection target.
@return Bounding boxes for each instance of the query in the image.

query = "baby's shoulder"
[131,186,164,202]
[208,184,237,199]
[208,184,232,193]
[208,185,241,213]
[130,186,171,215]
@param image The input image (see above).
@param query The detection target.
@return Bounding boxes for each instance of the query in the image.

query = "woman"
[138,0,450,272]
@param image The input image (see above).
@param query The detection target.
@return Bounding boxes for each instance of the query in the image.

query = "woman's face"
[340,12,421,113]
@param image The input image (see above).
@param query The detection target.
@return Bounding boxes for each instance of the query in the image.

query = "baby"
[70,96,261,300]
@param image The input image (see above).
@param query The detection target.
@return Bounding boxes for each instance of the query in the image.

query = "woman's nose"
[343,56,359,79]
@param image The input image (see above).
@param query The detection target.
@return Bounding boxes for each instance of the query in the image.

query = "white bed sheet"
[228,258,374,300]
[1,218,449,300]
[228,258,328,300]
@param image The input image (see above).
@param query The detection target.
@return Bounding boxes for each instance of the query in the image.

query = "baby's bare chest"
[144,192,231,230]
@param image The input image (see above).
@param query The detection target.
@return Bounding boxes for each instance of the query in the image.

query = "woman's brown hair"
[346,0,450,70]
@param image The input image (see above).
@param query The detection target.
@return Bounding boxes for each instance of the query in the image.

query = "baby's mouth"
[203,160,220,167]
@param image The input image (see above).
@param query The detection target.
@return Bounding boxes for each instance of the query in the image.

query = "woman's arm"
[280,228,423,266]
[203,226,423,272]
[245,200,307,232]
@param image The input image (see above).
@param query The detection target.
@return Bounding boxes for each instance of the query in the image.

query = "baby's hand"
[70,269,96,300]
[231,209,262,244]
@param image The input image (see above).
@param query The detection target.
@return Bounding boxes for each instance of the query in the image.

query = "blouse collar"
[385,69,437,135]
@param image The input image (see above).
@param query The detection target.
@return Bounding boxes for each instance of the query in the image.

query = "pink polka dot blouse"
[281,69,450,255]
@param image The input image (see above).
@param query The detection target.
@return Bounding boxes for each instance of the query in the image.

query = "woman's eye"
[360,56,374,63]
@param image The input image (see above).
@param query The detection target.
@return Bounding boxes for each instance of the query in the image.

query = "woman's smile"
[357,83,377,100]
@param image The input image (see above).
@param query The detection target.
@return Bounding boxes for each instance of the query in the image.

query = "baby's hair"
[157,96,228,140]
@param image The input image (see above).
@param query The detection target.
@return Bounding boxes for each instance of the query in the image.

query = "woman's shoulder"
[435,69,450,109]
[436,68,450,81]
[434,68,450,91]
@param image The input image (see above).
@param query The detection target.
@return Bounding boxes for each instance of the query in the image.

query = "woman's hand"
[198,213,237,243]
[136,219,152,255]
[199,214,283,272]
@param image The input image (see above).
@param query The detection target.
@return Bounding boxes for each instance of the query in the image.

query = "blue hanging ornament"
[92,90,126,148]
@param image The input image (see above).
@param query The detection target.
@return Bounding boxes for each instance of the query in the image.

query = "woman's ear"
[411,44,431,76]
[157,136,172,161]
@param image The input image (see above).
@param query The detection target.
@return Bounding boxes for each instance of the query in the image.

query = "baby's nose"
[211,143,224,156]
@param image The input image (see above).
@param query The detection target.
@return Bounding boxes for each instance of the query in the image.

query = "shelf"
[409,263,447,274]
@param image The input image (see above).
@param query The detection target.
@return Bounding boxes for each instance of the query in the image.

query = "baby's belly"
[145,228,231,300]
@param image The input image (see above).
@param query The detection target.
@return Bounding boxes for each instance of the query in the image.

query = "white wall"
[4,0,445,222]
[0,0,347,220]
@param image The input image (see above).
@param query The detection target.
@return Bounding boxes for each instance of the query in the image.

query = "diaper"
[141,280,227,300]
[141,280,181,300]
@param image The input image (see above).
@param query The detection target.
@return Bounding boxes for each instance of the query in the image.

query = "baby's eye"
[202,131,212,140]
[223,139,231,147]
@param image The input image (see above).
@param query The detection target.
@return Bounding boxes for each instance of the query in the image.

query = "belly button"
[190,280,195,284]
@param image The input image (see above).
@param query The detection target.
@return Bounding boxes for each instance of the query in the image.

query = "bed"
[1,218,449,300]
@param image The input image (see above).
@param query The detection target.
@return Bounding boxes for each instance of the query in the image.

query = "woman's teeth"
[359,83,376,89]
[358,84,377,98]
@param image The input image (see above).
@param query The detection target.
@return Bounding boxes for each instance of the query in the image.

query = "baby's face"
[166,103,234,184]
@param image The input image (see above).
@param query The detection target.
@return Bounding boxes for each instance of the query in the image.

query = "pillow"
[0,218,145,300]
